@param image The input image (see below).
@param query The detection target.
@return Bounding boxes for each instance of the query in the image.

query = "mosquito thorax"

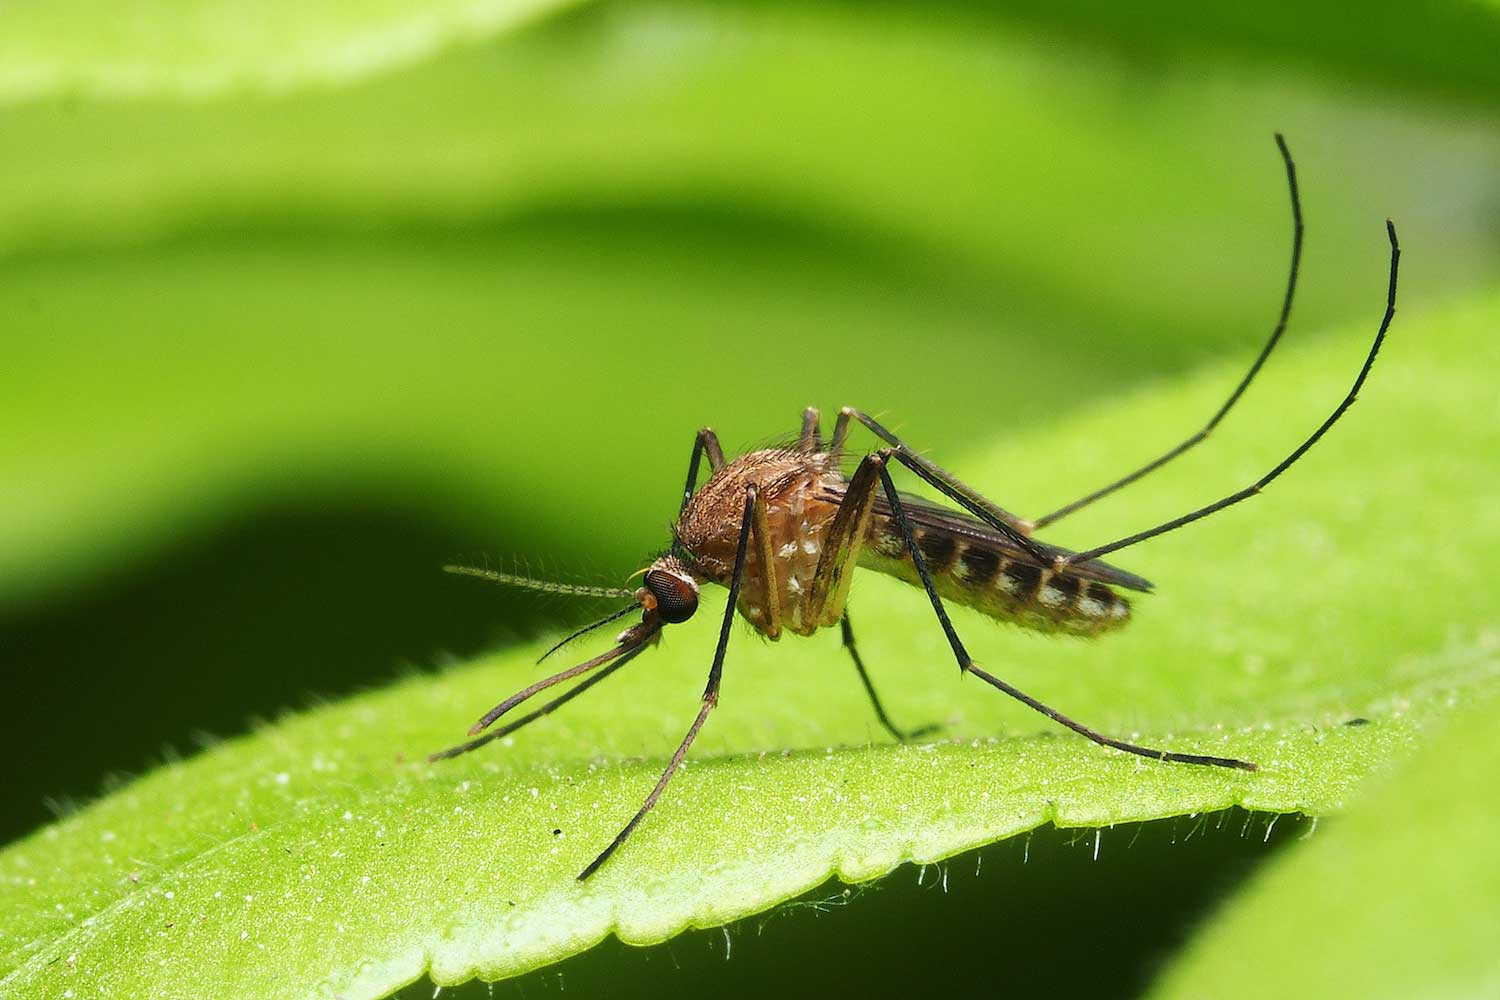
[641,558,700,624]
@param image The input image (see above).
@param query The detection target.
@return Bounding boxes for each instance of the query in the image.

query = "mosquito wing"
[820,482,1154,593]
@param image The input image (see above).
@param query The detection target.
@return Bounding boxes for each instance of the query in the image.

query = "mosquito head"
[639,555,700,625]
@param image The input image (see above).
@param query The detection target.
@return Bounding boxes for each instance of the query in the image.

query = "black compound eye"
[645,570,698,624]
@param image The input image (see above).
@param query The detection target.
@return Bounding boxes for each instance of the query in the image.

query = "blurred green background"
[3,0,1499,995]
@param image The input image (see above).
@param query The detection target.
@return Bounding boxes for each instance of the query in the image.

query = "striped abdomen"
[860,514,1131,636]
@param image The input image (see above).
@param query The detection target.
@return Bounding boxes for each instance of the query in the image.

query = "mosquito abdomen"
[860,516,1131,635]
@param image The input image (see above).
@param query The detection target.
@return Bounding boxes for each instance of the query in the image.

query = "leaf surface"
[1149,688,1500,999]
[6,1,1500,609]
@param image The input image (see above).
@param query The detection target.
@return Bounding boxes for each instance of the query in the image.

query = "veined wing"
[821,482,1153,593]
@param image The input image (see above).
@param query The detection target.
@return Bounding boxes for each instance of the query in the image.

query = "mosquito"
[432,135,1401,881]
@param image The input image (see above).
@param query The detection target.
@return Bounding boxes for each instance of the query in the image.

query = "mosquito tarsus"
[433,134,1401,881]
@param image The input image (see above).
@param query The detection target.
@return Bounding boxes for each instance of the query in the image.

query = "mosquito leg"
[828,408,851,466]
[749,489,783,639]
[803,452,933,738]
[1032,134,1305,531]
[578,485,758,880]
[834,408,1047,562]
[680,428,727,515]
[875,451,1255,771]
[1059,221,1399,571]
[804,449,882,628]
[798,407,823,453]
[841,613,939,742]
[429,642,650,761]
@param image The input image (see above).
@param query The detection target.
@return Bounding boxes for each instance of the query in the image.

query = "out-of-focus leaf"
[5,1,1499,608]
[992,0,1500,109]
[3,288,1496,998]
[5,0,1500,107]
[0,0,580,100]
[1148,690,1500,999]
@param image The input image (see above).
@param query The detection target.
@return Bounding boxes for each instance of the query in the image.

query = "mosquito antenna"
[443,564,636,600]
[466,625,660,736]
[536,603,641,665]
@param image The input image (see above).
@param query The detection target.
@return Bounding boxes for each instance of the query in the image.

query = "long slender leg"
[749,489,783,639]
[1059,221,1399,570]
[578,485,758,880]
[804,450,882,627]
[798,407,823,453]
[680,428,727,515]
[841,613,938,742]
[1033,134,1305,531]
[428,642,651,761]
[875,451,1255,770]
[832,408,1047,563]
[802,452,933,739]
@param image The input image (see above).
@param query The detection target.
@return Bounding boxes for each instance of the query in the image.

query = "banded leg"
[578,484,758,880]
[874,450,1255,771]
[679,427,726,515]
[1058,221,1399,570]
[841,613,938,742]
[831,408,1047,563]
[798,406,823,453]
[1033,133,1305,531]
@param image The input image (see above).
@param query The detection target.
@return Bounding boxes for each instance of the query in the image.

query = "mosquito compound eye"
[645,570,698,624]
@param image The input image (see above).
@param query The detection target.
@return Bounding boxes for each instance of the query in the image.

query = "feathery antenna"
[442,564,636,600]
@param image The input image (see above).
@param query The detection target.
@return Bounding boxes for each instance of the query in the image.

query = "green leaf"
[1147,688,1500,999]
[4,288,1497,998]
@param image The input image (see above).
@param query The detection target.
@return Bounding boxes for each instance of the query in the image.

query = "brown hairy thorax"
[672,447,846,637]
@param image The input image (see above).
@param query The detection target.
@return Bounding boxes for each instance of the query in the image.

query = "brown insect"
[433,135,1401,880]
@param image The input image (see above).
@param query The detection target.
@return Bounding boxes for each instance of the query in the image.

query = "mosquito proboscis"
[431,135,1401,880]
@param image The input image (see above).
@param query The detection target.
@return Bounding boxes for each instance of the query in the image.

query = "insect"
[432,135,1401,880]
